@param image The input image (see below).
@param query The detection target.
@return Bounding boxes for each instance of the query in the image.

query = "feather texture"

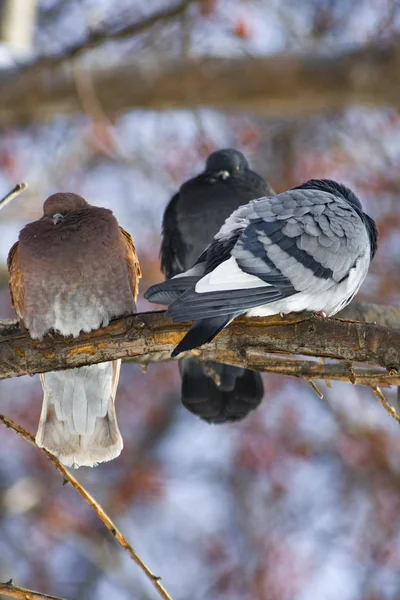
[7,242,24,323]
[8,194,141,467]
[147,149,271,423]
[37,361,122,468]
[159,179,378,355]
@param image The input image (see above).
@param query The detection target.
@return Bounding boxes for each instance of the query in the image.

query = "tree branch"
[372,386,400,424]
[337,301,400,328]
[2,308,400,384]
[47,0,196,64]
[236,355,400,388]
[1,39,400,130]
[0,415,174,600]
[0,580,64,600]
[0,182,28,211]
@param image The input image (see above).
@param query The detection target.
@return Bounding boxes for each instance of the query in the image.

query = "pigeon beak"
[216,170,230,180]
[52,213,64,225]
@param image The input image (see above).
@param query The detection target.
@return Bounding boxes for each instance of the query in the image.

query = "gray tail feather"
[36,361,123,468]
[171,315,234,357]
[180,358,264,424]
[144,276,200,305]
[166,286,284,321]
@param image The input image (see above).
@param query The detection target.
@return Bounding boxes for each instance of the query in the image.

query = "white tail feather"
[36,360,123,468]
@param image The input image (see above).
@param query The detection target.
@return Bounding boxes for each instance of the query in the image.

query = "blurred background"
[0,1,400,599]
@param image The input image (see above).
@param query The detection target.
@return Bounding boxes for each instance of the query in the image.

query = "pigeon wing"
[7,241,25,321]
[119,227,141,303]
[160,192,188,279]
[242,188,370,293]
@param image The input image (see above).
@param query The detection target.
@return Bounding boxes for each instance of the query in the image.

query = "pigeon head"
[43,193,89,225]
[205,149,249,180]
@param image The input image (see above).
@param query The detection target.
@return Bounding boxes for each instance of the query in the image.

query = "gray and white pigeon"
[145,149,274,424]
[147,179,378,357]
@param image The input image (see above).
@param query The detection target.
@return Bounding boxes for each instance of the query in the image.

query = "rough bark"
[1,308,400,387]
[1,39,400,130]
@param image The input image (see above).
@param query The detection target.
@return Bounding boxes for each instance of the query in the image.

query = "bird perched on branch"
[145,148,274,424]
[7,193,141,467]
[147,179,378,358]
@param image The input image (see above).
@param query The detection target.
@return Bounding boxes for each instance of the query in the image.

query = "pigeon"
[147,179,378,357]
[7,193,141,467]
[145,148,274,424]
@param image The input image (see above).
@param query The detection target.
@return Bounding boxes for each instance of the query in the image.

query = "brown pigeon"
[7,193,141,467]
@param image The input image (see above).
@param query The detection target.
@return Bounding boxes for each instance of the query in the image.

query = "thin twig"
[72,62,110,123]
[201,362,221,387]
[72,62,120,159]
[319,357,331,388]
[308,380,324,399]
[0,579,64,600]
[372,386,400,424]
[0,183,28,211]
[0,415,174,600]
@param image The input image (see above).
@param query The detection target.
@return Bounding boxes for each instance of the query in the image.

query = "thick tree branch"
[1,39,400,130]
[1,308,400,385]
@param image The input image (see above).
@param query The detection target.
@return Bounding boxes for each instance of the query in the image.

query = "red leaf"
[233,17,251,40]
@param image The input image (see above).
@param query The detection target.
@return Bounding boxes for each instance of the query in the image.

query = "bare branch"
[1,39,400,129]
[2,310,400,384]
[0,415,174,600]
[239,354,400,387]
[372,386,400,424]
[308,380,324,399]
[0,579,64,600]
[0,183,28,211]
[2,299,399,334]
[47,0,197,65]
[337,301,400,328]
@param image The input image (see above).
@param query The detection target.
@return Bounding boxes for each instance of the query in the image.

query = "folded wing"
[7,242,24,321]
[119,226,141,303]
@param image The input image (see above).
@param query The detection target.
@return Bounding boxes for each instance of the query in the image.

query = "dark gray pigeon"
[147,179,378,357]
[145,148,274,424]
